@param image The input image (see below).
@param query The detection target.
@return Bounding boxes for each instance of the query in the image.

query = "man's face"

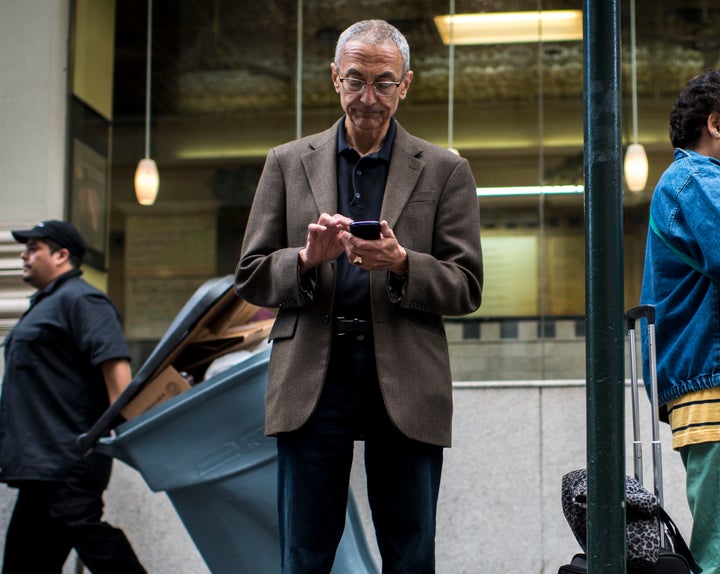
[331,40,413,138]
[20,238,67,290]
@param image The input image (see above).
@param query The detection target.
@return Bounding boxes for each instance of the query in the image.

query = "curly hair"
[669,68,720,149]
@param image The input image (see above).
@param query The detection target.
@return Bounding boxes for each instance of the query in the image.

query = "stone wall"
[0,379,690,574]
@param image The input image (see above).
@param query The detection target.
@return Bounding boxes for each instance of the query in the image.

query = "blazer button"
[321,314,330,324]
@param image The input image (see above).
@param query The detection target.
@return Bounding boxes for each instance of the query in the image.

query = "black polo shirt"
[0,269,130,482]
[334,117,396,317]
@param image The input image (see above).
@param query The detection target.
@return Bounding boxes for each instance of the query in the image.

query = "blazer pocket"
[406,190,437,204]
[269,310,298,342]
[407,310,445,336]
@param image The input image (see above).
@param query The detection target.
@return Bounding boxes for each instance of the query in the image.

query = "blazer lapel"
[299,119,425,225]
[301,122,340,216]
[381,123,425,228]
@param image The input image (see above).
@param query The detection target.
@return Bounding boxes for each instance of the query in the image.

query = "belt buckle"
[336,316,366,337]
[336,316,349,336]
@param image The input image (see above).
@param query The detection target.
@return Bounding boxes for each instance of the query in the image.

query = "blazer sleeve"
[234,147,315,310]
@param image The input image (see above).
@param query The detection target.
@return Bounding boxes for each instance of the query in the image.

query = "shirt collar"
[674,147,720,166]
[29,268,83,306]
[337,116,396,161]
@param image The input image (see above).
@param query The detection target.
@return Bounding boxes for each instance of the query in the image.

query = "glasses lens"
[374,82,398,96]
[343,79,364,93]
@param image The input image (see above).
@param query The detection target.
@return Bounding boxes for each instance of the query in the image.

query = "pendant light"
[134,0,159,206]
[623,0,648,192]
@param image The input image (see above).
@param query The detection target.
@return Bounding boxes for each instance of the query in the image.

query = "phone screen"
[350,221,381,240]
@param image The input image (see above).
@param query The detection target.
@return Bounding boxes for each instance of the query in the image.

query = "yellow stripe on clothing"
[667,387,720,450]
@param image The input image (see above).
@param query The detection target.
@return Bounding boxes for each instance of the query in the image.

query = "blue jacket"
[640,148,720,405]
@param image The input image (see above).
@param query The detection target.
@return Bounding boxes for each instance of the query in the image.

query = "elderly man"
[236,20,483,573]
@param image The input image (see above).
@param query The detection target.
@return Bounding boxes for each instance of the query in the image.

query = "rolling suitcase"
[558,550,695,574]
[558,305,701,573]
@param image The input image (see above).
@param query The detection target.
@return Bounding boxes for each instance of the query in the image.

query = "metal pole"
[447,0,455,151]
[583,0,626,572]
[295,0,303,140]
[144,0,153,159]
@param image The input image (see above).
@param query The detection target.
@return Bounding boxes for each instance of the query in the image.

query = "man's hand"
[342,220,408,276]
[298,213,354,274]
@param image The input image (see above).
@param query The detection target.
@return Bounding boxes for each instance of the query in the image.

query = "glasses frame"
[338,77,402,97]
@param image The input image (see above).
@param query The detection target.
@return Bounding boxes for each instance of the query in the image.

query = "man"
[640,69,720,574]
[236,20,482,573]
[0,220,146,573]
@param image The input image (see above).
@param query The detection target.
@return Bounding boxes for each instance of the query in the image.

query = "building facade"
[0,1,707,571]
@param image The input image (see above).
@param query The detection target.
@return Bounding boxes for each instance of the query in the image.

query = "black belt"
[335,317,371,335]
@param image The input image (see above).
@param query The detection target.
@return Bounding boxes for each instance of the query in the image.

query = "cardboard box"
[121,365,192,420]
[120,288,275,421]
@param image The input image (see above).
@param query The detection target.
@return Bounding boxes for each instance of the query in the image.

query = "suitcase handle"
[625,304,664,510]
[626,304,655,329]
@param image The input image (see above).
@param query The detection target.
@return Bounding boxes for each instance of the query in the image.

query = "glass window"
[107,0,706,379]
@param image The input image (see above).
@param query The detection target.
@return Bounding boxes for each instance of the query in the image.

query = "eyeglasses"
[338,77,402,97]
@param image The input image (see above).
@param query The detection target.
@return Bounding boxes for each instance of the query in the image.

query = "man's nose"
[360,85,378,104]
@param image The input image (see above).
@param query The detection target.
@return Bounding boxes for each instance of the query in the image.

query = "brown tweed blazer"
[236,119,482,447]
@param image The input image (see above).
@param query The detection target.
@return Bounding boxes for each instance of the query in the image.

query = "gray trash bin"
[78,276,378,574]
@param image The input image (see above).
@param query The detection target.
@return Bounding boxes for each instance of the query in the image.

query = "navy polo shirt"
[0,269,130,482]
[334,117,396,317]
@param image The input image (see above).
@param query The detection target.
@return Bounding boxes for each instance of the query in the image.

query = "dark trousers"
[277,332,443,574]
[2,466,146,574]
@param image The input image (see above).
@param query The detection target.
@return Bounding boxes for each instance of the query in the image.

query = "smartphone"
[349,221,381,240]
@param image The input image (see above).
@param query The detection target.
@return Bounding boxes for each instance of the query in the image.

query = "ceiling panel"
[111,0,720,158]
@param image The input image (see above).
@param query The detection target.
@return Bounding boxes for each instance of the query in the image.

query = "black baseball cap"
[12,220,87,261]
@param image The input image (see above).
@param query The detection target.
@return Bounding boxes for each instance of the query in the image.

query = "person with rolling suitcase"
[639,68,720,574]
[558,305,700,574]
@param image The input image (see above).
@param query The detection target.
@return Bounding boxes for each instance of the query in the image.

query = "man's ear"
[398,70,413,100]
[707,112,720,137]
[330,62,341,93]
[52,247,71,267]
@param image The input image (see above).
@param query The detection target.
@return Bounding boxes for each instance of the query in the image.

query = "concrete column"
[0,0,70,229]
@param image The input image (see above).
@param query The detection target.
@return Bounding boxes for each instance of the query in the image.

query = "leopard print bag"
[561,469,662,569]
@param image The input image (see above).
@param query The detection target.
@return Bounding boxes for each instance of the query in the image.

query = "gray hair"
[334,20,410,76]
